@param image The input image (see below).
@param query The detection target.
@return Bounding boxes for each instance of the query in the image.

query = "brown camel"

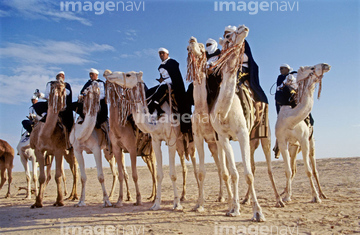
[30,80,77,208]
[0,139,14,198]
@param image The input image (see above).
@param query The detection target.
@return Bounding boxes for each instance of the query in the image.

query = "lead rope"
[164,83,178,147]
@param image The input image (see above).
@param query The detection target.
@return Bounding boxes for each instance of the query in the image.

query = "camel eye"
[311,67,315,70]
[126,74,131,77]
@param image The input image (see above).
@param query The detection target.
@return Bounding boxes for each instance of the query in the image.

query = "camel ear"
[137,71,143,81]
[103,69,112,77]
[299,66,304,72]
[219,37,225,47]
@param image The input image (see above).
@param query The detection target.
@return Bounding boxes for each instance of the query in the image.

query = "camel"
[208,25,265,221]
[275,63,330,203]
[104,70,197,211]
[16,133,76,199]
[105,79,157,207]
[186,37,232,212]
[0,139,14,198]
[70,81,113,207]
[30,80,78,208]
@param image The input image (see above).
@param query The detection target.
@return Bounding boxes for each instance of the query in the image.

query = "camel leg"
[179,150,188,202]
[129,150,142,206]
[193,132,206,212]
[32,157,39,198]
[150,139,163,211]
[31,151,46,208]
[61,160,68,197]
[242,138,259,205]
[299,139,321,203]
[279,141,293,202]
[142,154,157,201]
[169,144,182,210]
[93,147,112,207]
[218,136,240,217]
[73,149,87,207]
[45,155,53,188]
[209,141,227,202]
[309,136,327,199]
[288,143,299,181]
[5,165,12,198]
[64,150,78,200]
[216,140,233,211]
[20,154,32,199]
[0,165,6,195]
[113,148,125,208]
[107,156,118,200]
[237,129,265,222]
[121,154,132,201]
[53,154,64,206]
[261,137,284,207]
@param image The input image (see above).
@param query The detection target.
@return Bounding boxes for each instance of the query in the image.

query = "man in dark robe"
[146,48,192,139]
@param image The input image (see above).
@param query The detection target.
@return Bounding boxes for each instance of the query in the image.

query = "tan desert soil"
[0,157,359,234]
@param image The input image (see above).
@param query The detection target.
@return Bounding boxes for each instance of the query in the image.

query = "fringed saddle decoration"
[48,81,66,114]
[296,67,324,104]
[212,41,245,76]
[186,45,207,84]
[106,81,147,126]
[82,82,101,116]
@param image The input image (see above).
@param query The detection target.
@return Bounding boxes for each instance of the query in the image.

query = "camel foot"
[226,209,240,217]
[147,195,155,201]
[150,203,161,211]
[30,202,43,208]
[66,194,79,201]
[134,200,142,206]
[241,198,250,205]
[275,199,285,208]
[74,201,86,207]
[193,204,205,212]
[311,196,321,203]
[180,195,186,201]
[24,196,31,200]
[53,201,64,207]
[103,200,112,207]
[320,193,327,199]
[216,196,225,202]
[173,203,183,211]
[126,194,133,201]
[282,196,291,202]
[5,193,11,198]
[114,201,123,208]
[252,212,266,222]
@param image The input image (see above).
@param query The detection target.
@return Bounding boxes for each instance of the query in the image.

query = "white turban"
[280,64,292,71]
[224,25,237,33]
[57,71,65,76]
[158,47,169,54]
[205,38,218,55]
[89,68,99,75]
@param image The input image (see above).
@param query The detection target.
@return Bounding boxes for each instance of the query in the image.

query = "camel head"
[48,80,66,113]
[187,36,205,57]
[220,24,249,49]
[296,63,331,102]
[82,81,101,116]
[103,70,143,89]
[186,36,206,83]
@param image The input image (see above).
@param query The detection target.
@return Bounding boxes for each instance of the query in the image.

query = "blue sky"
[0,0,359,172]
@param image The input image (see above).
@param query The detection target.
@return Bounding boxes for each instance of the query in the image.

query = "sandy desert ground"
[0,156,359,235]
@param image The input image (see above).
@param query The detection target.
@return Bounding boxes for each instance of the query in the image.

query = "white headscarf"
[224,25,237,33]
[89,68,99,75]
[205,38,218,54]
[158,47,169,54]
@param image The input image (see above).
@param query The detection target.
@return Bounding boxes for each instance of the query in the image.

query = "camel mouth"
[322,63,331,72]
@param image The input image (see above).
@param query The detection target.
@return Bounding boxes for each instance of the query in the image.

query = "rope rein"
[186,45,207,84]
[296,66,324,104]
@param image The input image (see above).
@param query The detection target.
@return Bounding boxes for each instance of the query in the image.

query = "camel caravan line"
[0,25,331,222]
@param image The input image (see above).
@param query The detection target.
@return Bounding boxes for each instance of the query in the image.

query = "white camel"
[209,25,265,221]
[275,63,330,203]
[70,81,112,207]
[186,37,232,212]
[104,70,197,211]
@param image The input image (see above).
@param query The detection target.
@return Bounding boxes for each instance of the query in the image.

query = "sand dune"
[0,157,359,234]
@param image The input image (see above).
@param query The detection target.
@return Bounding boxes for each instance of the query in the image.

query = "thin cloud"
[119,48,158,59]
[0,40,115,104]
[1,0,92,26]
